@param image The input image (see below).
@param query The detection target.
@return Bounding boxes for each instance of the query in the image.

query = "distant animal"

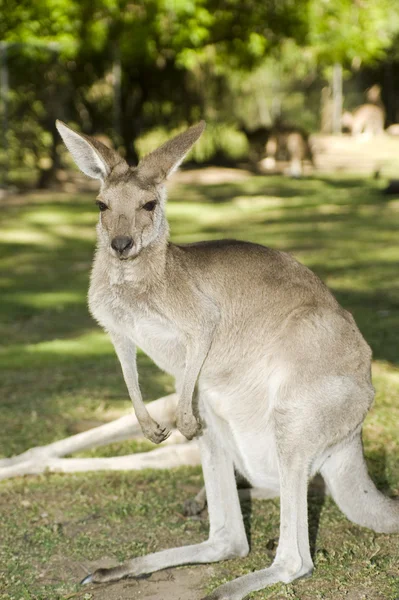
[265,126,314,177]
[55,120,398,599]
[342,104,385,137]
[386,124,399,136]
[241,123,314,177]
[366,84,383,105]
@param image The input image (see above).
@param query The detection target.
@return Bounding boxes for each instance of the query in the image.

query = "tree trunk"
[332,63,343,134]
[122,124,140,165]
[112,49,122,148]
[121,102,143,166]
[0,42,9,189]
[37,111,61,189]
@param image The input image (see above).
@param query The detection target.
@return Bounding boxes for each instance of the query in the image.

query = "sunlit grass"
[1,229,57,245]
[4,290,85,308]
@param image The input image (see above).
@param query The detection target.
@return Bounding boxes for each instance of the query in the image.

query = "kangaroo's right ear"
[56,120,125,181]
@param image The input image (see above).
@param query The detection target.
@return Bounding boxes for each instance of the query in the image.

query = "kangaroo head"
[341,111,353,129]
[56,121,205,260]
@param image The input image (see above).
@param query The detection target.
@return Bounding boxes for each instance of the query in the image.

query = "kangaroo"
[56,120,398,600]
[265,125,314,177]
[341,104,385,137]
[241,124,314,176]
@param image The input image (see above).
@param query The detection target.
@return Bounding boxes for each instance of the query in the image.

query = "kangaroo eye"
[96,200,108,212]
[143,200,156,212]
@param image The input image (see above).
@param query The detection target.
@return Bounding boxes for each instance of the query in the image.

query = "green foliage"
[2,0,399,177]
[0,0,78,56]
[136,122,248,162]
[308,0,399,66]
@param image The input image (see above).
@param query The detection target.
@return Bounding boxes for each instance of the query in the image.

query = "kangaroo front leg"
[176,331,216,440]
[110,332,170,444]
[203,454,313,600]
[82,421,249,585]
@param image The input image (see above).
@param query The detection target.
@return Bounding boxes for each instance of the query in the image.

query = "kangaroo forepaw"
[176,412,202,440]
[141,420,171,444]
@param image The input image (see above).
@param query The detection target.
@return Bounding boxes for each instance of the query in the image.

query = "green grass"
[0,173,398,599]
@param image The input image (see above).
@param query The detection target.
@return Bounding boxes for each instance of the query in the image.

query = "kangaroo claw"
[142,421,171,444]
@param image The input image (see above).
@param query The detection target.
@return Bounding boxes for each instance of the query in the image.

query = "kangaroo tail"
[321,432,399,534]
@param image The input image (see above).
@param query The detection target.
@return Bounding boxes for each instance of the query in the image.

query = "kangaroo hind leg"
[321,431,399,534]
[203,434,314,599]
[83,418,249,584]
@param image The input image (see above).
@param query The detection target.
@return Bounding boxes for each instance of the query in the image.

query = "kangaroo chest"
[89,281,186,377]
[132,315,185,375]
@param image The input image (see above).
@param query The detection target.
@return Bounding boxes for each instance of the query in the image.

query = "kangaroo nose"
[111,236,134,254]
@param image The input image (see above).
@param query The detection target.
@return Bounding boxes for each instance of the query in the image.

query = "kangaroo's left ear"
[56,120,126,181]
[137,121,206,184]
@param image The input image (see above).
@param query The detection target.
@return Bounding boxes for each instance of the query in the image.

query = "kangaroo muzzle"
[111,235,134,256]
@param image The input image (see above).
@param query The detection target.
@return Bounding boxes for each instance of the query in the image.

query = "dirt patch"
[80,566,213,600]
[42,555,212,600]
[312,133,399,176]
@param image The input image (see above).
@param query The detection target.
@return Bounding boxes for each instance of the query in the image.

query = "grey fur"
[56,121,399,599]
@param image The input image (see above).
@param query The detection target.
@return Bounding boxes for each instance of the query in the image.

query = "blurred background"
[1,2,399,599]
[2,0,399,187]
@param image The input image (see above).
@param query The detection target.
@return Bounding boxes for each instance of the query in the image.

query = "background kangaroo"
[341,104,385,136]
[56,120,399,600]
[342,84,386,137]
[241,123,314,176]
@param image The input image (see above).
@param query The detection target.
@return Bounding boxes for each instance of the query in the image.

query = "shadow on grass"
[366,446,397,495]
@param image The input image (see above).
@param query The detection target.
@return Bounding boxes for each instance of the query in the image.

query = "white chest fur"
[89,277,186,377]
[130,314,185,375]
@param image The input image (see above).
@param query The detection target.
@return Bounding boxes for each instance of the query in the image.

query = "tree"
[1,0,311,175]
[2,0,399,183]
[308,0,399,67]
[308,0,399,132]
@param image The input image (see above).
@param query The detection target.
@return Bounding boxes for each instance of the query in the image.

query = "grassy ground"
[0,171,398,599]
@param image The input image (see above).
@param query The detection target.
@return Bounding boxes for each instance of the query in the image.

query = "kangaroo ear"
[137,121,206,184]
[56,120,125,180]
